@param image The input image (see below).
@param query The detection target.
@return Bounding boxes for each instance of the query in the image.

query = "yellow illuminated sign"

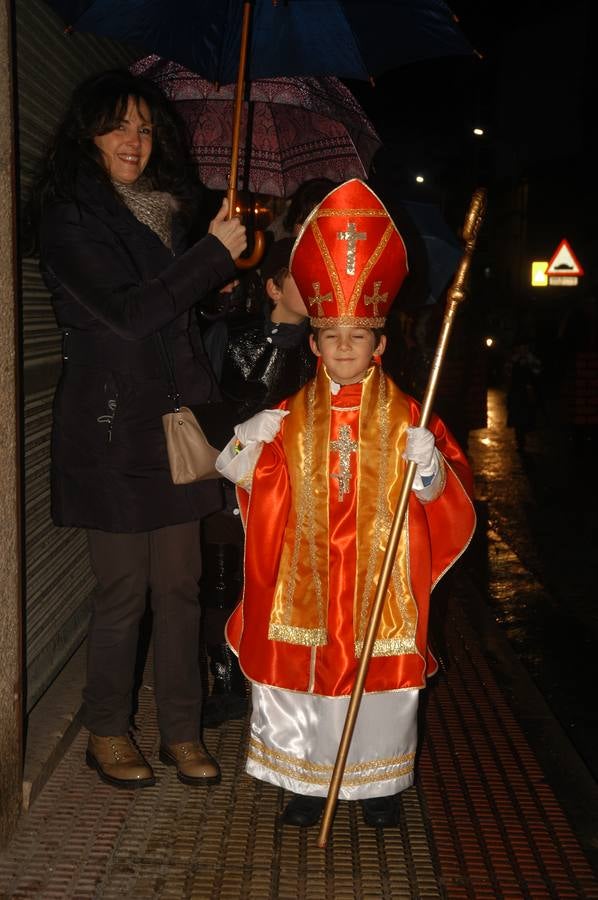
[531,262,548,287]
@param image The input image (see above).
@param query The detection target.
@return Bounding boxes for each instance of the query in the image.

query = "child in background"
[200,182,336,727]
[199,238,316,726]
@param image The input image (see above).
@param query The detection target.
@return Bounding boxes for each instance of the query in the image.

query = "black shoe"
[361,795,399,828]
[202,691,248,728]
[280,794,326,827]
[203,643,248,728]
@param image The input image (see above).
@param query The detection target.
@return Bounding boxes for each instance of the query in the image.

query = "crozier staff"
[31,69,246,789]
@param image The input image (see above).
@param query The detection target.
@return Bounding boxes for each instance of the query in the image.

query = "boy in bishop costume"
[216,180,476,828]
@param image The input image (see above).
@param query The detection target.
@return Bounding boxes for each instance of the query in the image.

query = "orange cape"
[226,365,475,695]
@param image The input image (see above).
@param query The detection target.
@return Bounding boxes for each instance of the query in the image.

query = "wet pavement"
[467,388,598,782]
[1,583,597,898]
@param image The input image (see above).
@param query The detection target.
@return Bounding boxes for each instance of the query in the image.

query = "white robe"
[247,684,419,800]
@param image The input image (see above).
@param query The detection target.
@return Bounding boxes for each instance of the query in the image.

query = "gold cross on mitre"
[364,281,388,316]
[330,424,358,502]
[337,222,366,276]
[308,281,333,317]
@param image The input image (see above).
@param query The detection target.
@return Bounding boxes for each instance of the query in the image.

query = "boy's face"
[267,272,308,324]
[309,326,386,385]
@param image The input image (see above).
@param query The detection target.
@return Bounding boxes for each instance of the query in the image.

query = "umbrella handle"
[224,0,267,270]
[227,185,266,269]
[235,232,266,270]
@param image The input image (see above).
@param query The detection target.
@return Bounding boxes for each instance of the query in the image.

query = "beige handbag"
[162,406,220,484]
[157,333,222,484]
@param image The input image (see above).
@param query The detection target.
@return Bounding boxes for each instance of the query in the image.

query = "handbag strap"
[155,331,181,412]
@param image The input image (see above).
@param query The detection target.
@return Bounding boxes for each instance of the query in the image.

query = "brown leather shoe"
[86,733,155,789]
[159,741,221,785]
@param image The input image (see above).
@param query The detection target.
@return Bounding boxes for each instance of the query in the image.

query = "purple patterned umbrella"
[131,55,381,197]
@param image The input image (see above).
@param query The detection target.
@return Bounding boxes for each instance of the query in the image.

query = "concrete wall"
[0,0,24,848]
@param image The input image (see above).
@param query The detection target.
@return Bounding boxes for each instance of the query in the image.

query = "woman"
[32,69,246,789]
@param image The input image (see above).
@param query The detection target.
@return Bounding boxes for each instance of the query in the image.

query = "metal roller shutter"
[15,0,135,710]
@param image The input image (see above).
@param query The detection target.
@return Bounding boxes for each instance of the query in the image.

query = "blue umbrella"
[48,0,473,84]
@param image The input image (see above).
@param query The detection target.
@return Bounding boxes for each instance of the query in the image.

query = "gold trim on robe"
[247,735,415,788]
[267,364,418,657]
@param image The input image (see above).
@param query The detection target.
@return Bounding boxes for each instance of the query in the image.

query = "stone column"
[0,0,24,848]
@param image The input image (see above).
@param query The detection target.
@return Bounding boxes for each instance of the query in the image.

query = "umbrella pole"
[227,0,265,269]
[317,187,487,849]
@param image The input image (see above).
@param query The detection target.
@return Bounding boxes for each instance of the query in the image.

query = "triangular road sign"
[546,239,584,277]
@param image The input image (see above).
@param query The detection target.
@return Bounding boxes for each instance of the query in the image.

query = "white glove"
[234,408,290,446]
[404,426,439,489]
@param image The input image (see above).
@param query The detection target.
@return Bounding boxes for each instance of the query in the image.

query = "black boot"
[361,795,400,828]
[200,539,247,728]
[203,642,248,727]
[280,794,327,827]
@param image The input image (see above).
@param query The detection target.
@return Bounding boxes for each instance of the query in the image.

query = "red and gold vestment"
[227,363,475,697]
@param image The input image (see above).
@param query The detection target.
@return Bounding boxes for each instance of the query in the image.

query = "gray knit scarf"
[113,177,175,251]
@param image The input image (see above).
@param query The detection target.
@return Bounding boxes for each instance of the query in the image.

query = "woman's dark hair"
[283,178,336,233]
[26,69,195,245]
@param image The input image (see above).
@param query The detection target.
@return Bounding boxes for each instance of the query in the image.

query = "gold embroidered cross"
[337,222,366,275]
[308,281,333,317]
[364,281,388,316]
[330,424,358,502]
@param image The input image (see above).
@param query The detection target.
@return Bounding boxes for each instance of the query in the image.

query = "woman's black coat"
[39,175,237,533]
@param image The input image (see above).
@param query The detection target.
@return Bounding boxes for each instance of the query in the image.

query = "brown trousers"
[83,522,202,743]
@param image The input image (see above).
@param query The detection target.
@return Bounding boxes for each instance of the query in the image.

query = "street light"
[531,262,548,287]
[473,127,484,136]
[415,175,424,183]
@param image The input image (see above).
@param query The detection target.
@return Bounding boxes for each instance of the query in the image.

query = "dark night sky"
[348,0,590,179]
[346,0,593,253]
[339,0,596,335]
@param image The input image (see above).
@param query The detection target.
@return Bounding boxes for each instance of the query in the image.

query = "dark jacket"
[208,310,317,420]
[40,175,237,532]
